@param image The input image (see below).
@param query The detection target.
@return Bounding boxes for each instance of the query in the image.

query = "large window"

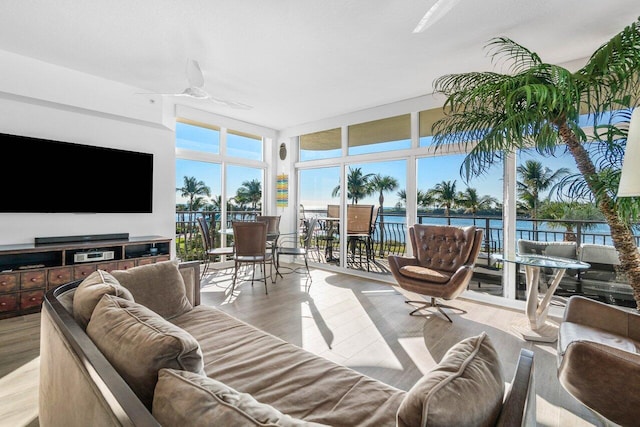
[226,165,263,221]
[417,153,504,297]
[348,115,411,155]
[176,120,220,153]
[418,107,447,147]
[227,129,262,161]
[175,119,268,262]
[299,128,341,161]
[175,159,221,211]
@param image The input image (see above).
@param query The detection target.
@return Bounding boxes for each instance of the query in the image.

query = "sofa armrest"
[41,282,160,427]
[563,296,640,338]
[558,340,640,426]
[496,349,535,427]
[178,261,201,307]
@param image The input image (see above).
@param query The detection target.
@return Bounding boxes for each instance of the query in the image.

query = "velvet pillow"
[111,259,192,319]
[72,269,134,329]
[397,332,505,427]
[86,294,205,409]
[153,369,327,427]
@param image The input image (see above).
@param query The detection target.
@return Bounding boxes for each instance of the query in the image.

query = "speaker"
[35,233,129,245]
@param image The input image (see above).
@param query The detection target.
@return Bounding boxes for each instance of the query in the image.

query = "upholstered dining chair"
[231,220,272,294]
[196,216,234,278]
[388,224,483,322]
[346,204,374,270]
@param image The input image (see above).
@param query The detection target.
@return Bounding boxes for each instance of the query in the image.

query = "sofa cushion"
[153,369,327,426]
[397,332,504,427]
[111,259,192,319]
[72,270,134,329]
[86,294,205,409]
[171,305,406,427]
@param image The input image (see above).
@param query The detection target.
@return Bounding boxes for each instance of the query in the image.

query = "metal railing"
[176,209,640,264]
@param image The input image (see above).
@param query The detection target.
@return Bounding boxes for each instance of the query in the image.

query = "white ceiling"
[1,1,639,130]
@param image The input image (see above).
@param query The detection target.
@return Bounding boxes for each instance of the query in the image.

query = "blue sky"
[176,119,596,209]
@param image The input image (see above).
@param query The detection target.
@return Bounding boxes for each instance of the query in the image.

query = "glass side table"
[492,253,590,342]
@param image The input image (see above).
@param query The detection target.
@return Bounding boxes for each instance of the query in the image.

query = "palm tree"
[517,160,568,220]
[369,174,399,256]
[176,176,211,211]
[332,167,374,204]
[538,201,603,241]
[431,18,640,307]
[236,179,262,211]
[430,180,459,217]
[458,187,498,216]
[397,189,434,211]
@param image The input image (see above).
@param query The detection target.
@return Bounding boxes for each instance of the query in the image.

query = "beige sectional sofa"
[40,260,535,426]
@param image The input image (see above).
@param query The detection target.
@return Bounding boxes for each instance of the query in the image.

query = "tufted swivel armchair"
[388,224,483,322]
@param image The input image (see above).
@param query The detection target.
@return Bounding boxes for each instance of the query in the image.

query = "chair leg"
[263,259,269,294]
[231,261,238,294]
[405,297,467,322]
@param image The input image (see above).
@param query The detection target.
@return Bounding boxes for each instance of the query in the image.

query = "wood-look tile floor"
[0,264,612,427]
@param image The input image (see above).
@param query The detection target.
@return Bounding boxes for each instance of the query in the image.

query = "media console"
[0,235,171,319]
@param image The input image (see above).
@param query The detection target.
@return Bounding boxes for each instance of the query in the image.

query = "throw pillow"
[111,259,192,319]
[72,269,134,329]
[153,369,327,427]
[397,332,505,427]
[86,294,205,409]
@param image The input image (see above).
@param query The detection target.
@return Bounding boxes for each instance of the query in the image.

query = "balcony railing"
[176,209,640,265]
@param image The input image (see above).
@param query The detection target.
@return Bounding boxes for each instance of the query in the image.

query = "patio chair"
[346,204,374,270]
[277,217,319,284]
[231,220,272,294]
[196,216,234,278]
[388,224,483,322]
[256,215,281,277]
[316,204,340,261]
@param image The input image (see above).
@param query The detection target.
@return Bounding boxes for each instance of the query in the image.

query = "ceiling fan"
[413,0,462,33]
[140,59,252,110]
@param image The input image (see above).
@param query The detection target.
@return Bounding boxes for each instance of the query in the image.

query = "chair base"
[405,298,467,322]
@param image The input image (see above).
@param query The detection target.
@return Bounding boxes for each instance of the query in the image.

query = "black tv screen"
[0,133,153,213]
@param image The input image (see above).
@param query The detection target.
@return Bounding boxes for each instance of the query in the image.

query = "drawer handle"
[0,302,6,306]
[30,297,37,301]
[1,281,6,286]
[31,278,37,282]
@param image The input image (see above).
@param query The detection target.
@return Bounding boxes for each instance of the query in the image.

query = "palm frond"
[485,37,543,74]
[579,17,640,114]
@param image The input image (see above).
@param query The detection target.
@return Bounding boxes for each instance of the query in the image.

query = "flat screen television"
[0,132,153,213]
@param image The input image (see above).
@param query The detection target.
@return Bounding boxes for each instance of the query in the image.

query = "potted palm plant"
[431,17,640,308]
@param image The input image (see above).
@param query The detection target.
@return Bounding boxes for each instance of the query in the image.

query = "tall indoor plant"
[432,17,640,308]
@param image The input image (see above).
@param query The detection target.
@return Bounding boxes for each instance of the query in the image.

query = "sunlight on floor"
[300,283,405,371]
[0,356,39,427]
[397,337,437,375]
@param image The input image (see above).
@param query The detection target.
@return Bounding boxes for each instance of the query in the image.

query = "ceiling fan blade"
[413,0,462,33]
[186,59,205,89]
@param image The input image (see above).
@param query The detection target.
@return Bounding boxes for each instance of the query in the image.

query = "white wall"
[0,50,176,250]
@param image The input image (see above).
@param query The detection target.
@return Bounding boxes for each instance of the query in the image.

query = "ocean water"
[376,214,616,248]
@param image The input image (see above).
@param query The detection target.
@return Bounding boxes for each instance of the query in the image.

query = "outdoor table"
[492,253,590,343]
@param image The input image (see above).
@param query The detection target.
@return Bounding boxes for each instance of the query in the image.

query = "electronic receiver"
[74,250,115,263]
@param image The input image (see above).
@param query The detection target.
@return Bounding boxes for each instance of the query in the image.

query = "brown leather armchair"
[557,295,640,426]
[388,224,483,322]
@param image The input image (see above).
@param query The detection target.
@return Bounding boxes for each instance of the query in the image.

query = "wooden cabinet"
[0,235,171,319]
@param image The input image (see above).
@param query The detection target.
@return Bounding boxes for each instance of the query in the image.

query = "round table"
[492,253,590,342]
